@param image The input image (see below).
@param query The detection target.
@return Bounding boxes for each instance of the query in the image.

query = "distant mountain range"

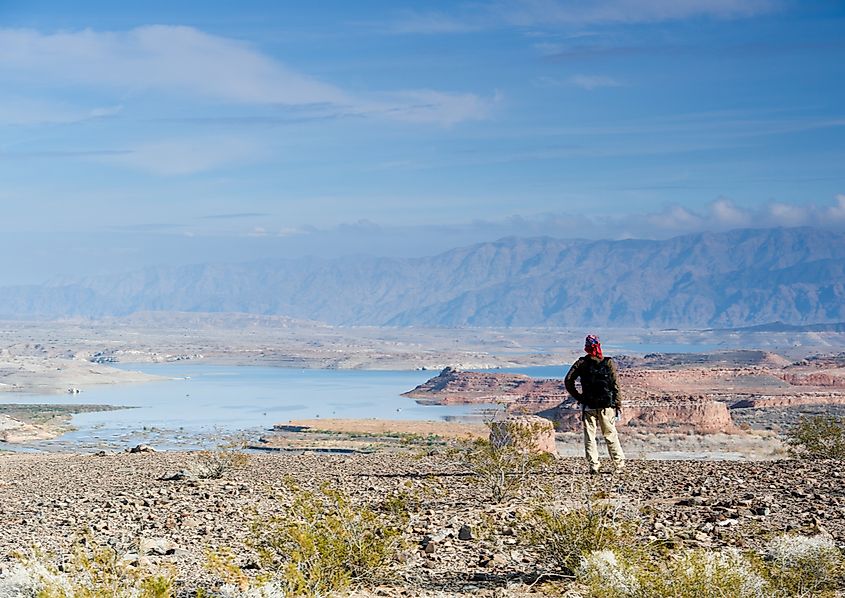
[2,227,844,328]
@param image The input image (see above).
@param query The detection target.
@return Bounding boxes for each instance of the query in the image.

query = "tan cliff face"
[777,371,845,388]
[404,352,845,435]
[540,398,735,433]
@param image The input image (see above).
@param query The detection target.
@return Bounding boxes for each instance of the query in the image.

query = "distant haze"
[2,227,844,329]
[2,3,844,288]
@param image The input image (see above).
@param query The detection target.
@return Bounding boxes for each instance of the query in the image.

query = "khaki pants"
[583,407,625,473]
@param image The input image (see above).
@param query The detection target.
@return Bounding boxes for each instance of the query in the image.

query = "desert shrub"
[523,501,632,576]
[204,548,285,597]
[462,417,553,503]
[242,483,404,597]
[189,440,251,479]
[577,548,767,598]
[785,415,845,459]
[1,536,174,598]
[643,549,767,598]
[574,535,844,598]
[762,534,845,596]
[577,550,641,597]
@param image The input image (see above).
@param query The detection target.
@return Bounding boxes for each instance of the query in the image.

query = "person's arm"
[608,358,622,410]
[564,358,584,403]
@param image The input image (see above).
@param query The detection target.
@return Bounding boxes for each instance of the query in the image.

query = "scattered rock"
[140,537,177,556]
[458,525,473,541]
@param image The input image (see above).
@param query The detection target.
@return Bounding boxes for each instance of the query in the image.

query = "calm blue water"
[12,364,516,450]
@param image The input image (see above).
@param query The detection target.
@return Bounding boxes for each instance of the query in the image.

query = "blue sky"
[1,0,844,282]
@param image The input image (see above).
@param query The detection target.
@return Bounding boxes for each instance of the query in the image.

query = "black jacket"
[564,355,623,409]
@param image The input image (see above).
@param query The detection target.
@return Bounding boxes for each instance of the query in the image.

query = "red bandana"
[585,334,603,359]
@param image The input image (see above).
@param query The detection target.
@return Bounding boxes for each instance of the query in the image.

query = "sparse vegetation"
[189,440,251,479]
[207,482,405,597]
[2,534,174,598]
[523,500,635,576]
[577,546,767,598]
[786,415,845,459]
[571,534,844,598]
[762,534,845,596]
[462,417,554,503]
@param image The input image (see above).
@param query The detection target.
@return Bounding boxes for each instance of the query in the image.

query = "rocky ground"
[0,451,842,596]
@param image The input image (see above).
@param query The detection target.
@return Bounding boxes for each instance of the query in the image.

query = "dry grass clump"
[569,533,843,598]
[763,534,845,596]
[189,440,251,480]
[0,534,173,598]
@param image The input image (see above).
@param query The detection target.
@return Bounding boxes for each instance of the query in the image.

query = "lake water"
[13,364,524,451]
[9,352,697,451]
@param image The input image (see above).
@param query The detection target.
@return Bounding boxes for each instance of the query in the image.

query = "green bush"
[785,415,845,459]
[522,501,631,575]
[244,483,404,597]
[462,418,553,503]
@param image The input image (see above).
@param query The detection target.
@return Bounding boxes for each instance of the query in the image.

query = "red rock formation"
[403,367,567,411]
[777,372,845,388]
[731,394,845,409]
[540,397,735,434]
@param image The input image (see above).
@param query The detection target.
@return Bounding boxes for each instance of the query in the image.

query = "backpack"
[580,357,616,410]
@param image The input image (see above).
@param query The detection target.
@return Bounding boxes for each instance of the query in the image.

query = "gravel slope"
[0,452,842,596]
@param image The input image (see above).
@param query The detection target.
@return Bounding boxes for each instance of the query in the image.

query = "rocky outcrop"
[407,368,738,433]
[777,371,845,388]
[402,367,567,412]
[489,415,557,455]
[541,396,735,434]
[731,394,845,409]
[406,358,845,436]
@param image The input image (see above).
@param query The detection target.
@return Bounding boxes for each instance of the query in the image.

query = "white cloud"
[388,0,780,33]
[646,204,703,231]
[0,26,493,126]
[826,195,845,222]
[568,74,622,90]
[387,10,483,34]
[495,0,781,27]
[104,136,259,175]
[767,201,809,227]
[375,89,496,125]
[639,197,845,236]
[0,26,349,105]
[711,197,751,227]
[0,96,122,126]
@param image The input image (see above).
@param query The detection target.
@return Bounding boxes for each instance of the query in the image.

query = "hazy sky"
[2,0,844,282]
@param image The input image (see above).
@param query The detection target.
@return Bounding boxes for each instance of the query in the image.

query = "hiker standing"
[564,334,625,474]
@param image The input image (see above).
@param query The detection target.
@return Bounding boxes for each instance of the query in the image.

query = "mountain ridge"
[2,227,844,328]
